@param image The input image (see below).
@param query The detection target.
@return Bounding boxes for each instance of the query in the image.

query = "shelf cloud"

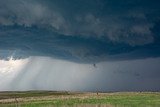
[0,0,160,91]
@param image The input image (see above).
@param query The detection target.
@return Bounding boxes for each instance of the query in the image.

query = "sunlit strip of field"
[0,91,160,107]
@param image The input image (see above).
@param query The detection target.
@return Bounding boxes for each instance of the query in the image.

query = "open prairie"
[0,91,160,107]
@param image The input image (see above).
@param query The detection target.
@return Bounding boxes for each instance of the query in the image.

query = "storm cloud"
[0,0,160,62]
[0,0,160,91]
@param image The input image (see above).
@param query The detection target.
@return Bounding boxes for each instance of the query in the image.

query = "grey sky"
[0,0,160,91]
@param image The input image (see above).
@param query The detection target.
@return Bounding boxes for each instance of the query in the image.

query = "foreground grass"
[0,91,160,107]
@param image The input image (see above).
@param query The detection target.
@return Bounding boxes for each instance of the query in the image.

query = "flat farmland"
[0,91,159,107]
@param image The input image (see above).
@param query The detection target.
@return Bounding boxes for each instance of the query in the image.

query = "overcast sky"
[0,0,160,91]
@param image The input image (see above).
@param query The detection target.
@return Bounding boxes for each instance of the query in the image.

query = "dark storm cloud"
[0,0,160,92]
[0,0,160,62]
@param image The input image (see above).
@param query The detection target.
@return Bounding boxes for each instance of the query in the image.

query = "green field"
[0,91,160,107]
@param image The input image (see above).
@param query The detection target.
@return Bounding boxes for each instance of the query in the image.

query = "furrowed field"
[0,91,160,107]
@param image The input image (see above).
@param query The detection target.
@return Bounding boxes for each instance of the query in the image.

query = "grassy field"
[0,91,160,107]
